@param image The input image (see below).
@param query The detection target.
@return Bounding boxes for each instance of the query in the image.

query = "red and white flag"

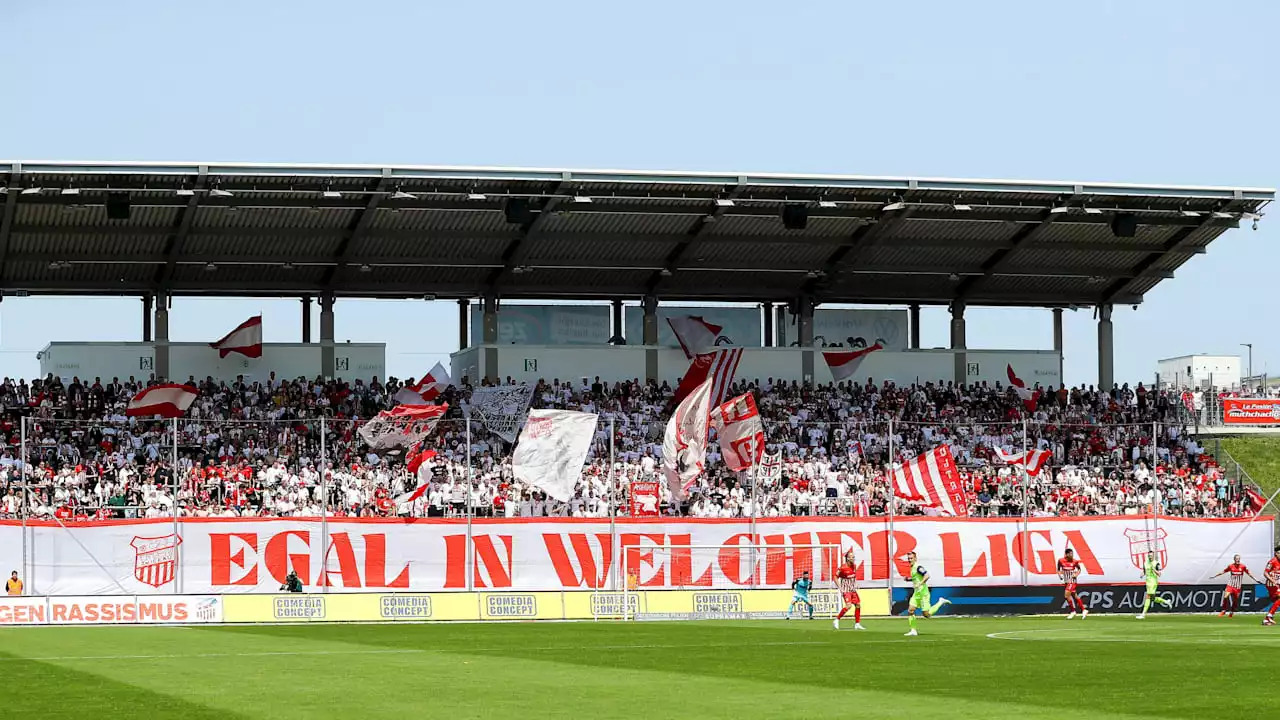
[995,447,1052,477]
[891,446,968,516]
[395,361,452,405]
[1006,364,1037,412]
[710,392,765,472]
[358,404,448,451]
[667,315,724,359]
[823,342,883,382]
[395,448,438,505]
[126,384,199,418]
[630,481,660,517]
[210,315,263,359]
[673,348,742,407]
[662,379,713,501]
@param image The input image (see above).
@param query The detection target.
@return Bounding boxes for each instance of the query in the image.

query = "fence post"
[20,415,28,594]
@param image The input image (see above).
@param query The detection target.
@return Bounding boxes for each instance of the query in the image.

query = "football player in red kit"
[1264,546,1280,627]
[1210,554,1259,618]
[833,549,865,631]
[1057,548,1088,619]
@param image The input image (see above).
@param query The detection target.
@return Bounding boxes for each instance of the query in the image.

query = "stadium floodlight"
[0,185,7,195]
[391,190,416,200]
[1083,207,1103,215]
[323,190,342,199]
[572,195,593,204]
[209,188,233,198]
[1180,209,1201,217]
[818,200,838,209]
[21,186,42,195]
[882,200,905,212]
[1049,204,1070,214]
[60,187,80,196]
[176,188,196,197]
[952,202,971,211]
[204,262,217,272]
[359,264,372,272]
[714,198,735,208]
[1212,211,1233,219]
[467,193,488,201]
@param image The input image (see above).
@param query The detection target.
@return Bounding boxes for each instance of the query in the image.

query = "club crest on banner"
[130,534,182,588]
[1123,527,1169,570]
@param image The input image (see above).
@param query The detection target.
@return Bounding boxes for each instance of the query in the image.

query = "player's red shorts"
[1268,585,1279,601]
[842,591,861,605]
[1225,586,1242,597]
[1064,583,1078,594]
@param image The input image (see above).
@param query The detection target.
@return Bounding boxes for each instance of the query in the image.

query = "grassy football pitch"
[1,615,1274,719]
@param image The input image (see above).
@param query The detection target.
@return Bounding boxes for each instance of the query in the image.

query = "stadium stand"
[0,372,1248,522]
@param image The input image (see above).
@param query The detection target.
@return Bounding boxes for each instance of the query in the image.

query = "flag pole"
[320,418,329,595]
[608,415,618,592]
[1152,420,1161,548]
[172,417,181,594]
[20,415,28,594]
[465,410,474,593]
[1021,416,1030,587]
[886,417,895,597]
[749,446,759,590]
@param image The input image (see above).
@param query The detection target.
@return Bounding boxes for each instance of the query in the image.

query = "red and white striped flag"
[995,447,1052,477]
[823,342,883,382]
[395,448,437,506]
[667,315,724,359]
[210,315,263,359]
[891,446,968,516]
[672,348,742,408]
[1006,364,1037,412]
[126,384,199,418]
[710,392,765,472]
[663,380,713,500]
[395,361,452,405]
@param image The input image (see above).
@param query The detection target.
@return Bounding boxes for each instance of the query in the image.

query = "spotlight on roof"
[60,187,80,196]
[818,200,838,209]
[323,190,342,199]
[882,201,906,212]
[572,195,593,204]
[21,187,42,195]
[1211,211,1233,219]
[359,264,372,273]
[952,202,971,211]
[204,262,217,272]
[1083,207,1103,215]
[714,198,735,208]
[391,190,416,200]
[209,188,233,198]
[1049,204,1070,214]
[176,188,196,197]
[1180,209,1201,217]
[467,193,488,201]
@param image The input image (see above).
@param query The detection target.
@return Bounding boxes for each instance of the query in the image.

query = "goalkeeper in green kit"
[1136,550,1171,619]
[903,551,950,636]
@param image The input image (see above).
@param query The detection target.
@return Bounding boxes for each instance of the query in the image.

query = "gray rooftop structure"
[0,161,1270,307]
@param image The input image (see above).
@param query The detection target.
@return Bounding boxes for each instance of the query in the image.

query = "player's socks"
[854,607,861,624]
[1154,596,1171,607]
[1141,596,1151,615]
[908,613,917,630]
[836,607,848,620]
[1268,599,1280,617]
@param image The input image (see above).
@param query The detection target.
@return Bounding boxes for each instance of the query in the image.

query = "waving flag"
[667,316,724,359]
[395,361,452,405]
[1007,364,1037,412]
[210,315,263,358]
[891,446,967,517]
[673,348,742,407]
[126,384,199,418]
[396,449,437,506]
[995,447,1053,477]
[513,409,599,502]
[761,451,783,481]
[823,340,884,382]
[662,379,713,500]
[359,404,448,451]
[710,393,765,472]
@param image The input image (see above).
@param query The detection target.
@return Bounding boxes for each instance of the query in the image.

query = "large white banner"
[0,516,1270,595]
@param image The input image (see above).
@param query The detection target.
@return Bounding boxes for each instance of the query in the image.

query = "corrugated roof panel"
[192,206,358,229]
[892,218,1021,242]
[539,209,700,235]
[370,208,512,232]
[351,234,511,262]
[184,234,344,258]
[13,202,179,227]
[860,243,995,269]
[523,235,676,265]
[695,240,833,269]
[10,232,168,256]
[1005,248,1153,271]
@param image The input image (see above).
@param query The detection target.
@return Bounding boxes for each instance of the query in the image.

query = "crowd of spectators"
[0,371,1250,522]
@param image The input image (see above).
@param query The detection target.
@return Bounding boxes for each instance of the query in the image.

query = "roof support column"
[643,295,659,383]
[482,293,499,384]
[762,302,774,347]
[142,295,153,343]
[797,295,815,383]
[301,295,312,344]
[909,304,921,350]
[320,292,335,379]
[154,292,169,382]
[458,299,470,351]
[1052,308,1064,385]
[611,299,624,344]
[1098,304,1114,392]
[950,301,966,387]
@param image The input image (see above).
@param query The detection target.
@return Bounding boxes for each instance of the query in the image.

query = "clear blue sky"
[1,0,1275,385]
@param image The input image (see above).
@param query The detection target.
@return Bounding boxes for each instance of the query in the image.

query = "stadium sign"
[1222,398,1280,425]
[890,584,1271,616]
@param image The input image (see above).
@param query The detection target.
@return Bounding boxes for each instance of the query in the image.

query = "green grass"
[1,616,1276,719]
[1221,435,1280,495]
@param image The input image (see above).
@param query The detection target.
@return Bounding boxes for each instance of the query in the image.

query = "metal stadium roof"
[0,161,1271,307]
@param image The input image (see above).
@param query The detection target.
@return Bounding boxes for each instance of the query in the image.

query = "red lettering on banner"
[318,532,362,588]
[442,534,514,588]
[264,530,311,586]
[364,533,410,588]
[1012,530,1056,574]
[940,533,1012,578]
[210,532,259,586]
[543,533,613,588]
[760,533,824,585]
[717,533,756,585]
[620,533,667,587]
[667,533,714,587]
[1062,530,1103,575]
[0,604,45,624]
[867,530,914,580]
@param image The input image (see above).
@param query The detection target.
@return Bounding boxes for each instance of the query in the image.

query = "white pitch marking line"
[986,629,1280,644]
